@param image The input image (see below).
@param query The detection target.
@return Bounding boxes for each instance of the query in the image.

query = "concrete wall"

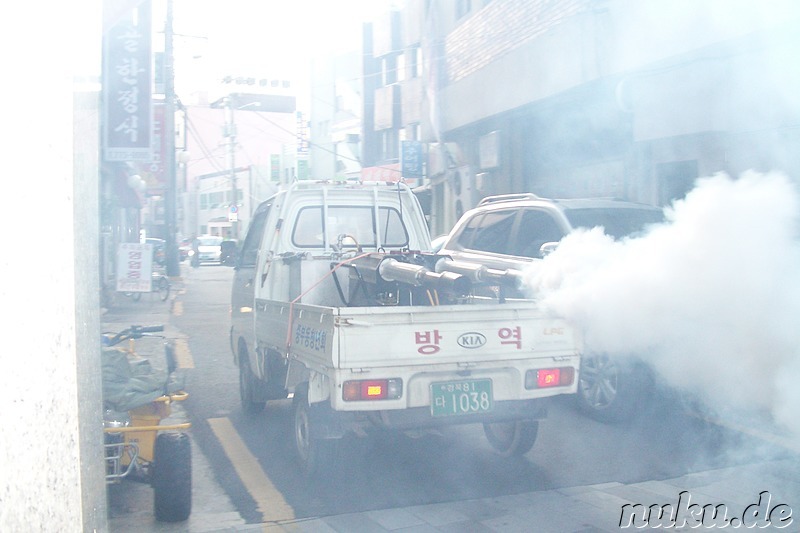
[0,0,106,530]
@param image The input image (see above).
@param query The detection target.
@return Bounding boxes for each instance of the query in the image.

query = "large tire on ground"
[153,432,192,522]
[293,387,337,477]
[575,354,648,423]
[239,356,266,414]
[483,420,539,457]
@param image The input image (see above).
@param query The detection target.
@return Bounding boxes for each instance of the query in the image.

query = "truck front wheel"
[239,356,266,414]
[293,387,336,477]
[483,420,538,457]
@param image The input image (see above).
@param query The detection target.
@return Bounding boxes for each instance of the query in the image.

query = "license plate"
[430,379,493,417]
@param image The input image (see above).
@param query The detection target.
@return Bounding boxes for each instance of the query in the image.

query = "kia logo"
[457,332,486,349]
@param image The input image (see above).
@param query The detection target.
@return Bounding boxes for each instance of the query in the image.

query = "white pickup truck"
[230,180,581,475]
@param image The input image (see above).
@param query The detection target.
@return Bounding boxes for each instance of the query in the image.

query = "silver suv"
[438,193,664,422]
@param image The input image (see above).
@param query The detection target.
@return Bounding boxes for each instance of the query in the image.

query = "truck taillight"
[525,367,575,389]
[343,379,403,401]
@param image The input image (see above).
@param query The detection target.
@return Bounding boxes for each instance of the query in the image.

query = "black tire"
[575,354,644,423]
[239,356,266,414]
[293,387,337,477]
[131,291,141,301]
[483,420,539,457]
[157,277,170,302]
[153,432,192,522]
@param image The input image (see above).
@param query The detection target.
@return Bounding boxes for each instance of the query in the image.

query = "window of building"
[382,56,397,86]
[409,45,422,78]
[397,52,406,82]
[456,0,472,19]
[399,124,421,142]
[381,129,399,161]
[200,193,208,210]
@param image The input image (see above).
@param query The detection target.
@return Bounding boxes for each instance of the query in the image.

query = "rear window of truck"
[291,205,410,249]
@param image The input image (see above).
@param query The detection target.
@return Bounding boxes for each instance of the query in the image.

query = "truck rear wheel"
[483,420,538,457]
[293,387,336,477]
[152,432,192,522]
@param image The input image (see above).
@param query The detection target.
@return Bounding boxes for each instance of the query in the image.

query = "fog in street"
[523,171,800,447]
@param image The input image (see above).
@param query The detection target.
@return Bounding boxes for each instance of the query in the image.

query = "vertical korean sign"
[116,242,153,292]
[297,112,309,180]
[103,0,153,162]
[401,140,424,178]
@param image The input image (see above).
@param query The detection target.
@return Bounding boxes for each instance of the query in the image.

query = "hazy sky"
[169,0,395,106]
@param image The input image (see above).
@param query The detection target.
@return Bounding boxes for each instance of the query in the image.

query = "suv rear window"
[459,209,517,254]
[509,209,565,257]
[563,207,664,239]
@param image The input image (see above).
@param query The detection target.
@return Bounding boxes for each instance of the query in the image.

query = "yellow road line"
[173,338,195,369]
[173,300,183,316]
[207,417,295,522]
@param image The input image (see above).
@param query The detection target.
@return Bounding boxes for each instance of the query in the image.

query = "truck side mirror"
[539,242,559,257]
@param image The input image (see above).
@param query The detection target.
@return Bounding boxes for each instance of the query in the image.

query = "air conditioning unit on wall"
[449,165,475,222]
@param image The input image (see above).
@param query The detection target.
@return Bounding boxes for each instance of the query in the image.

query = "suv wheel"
[576,354,647,423]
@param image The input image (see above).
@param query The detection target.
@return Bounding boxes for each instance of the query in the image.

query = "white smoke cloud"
[523,171,800,441]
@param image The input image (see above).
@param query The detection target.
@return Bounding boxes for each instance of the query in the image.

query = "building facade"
[357,0,800,236]
[180,94,298,241]
[309,51,365,180]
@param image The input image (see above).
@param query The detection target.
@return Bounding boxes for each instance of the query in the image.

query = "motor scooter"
[102,325,191,522]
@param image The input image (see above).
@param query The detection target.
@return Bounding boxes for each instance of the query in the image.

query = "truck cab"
[231,180,432,374]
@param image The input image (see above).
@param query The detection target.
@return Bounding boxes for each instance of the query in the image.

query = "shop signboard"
[116,242,153,293]
[103,0,153,162]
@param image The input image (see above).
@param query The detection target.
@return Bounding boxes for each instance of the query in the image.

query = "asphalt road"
[173,265,793,526]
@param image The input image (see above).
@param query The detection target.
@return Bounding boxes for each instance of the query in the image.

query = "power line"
[185,115,228,174]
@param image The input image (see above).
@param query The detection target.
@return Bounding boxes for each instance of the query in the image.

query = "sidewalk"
[249,459,800,532]
[103,269,799,532]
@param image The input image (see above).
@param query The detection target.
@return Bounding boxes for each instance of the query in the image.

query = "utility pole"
[223,97,239,240]
[164,0,180,276]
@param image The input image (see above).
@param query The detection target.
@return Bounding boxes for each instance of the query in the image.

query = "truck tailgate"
[335,302,578,368]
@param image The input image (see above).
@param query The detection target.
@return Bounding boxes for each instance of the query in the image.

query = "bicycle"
[102,325,191,522]
[129,268,171,302]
